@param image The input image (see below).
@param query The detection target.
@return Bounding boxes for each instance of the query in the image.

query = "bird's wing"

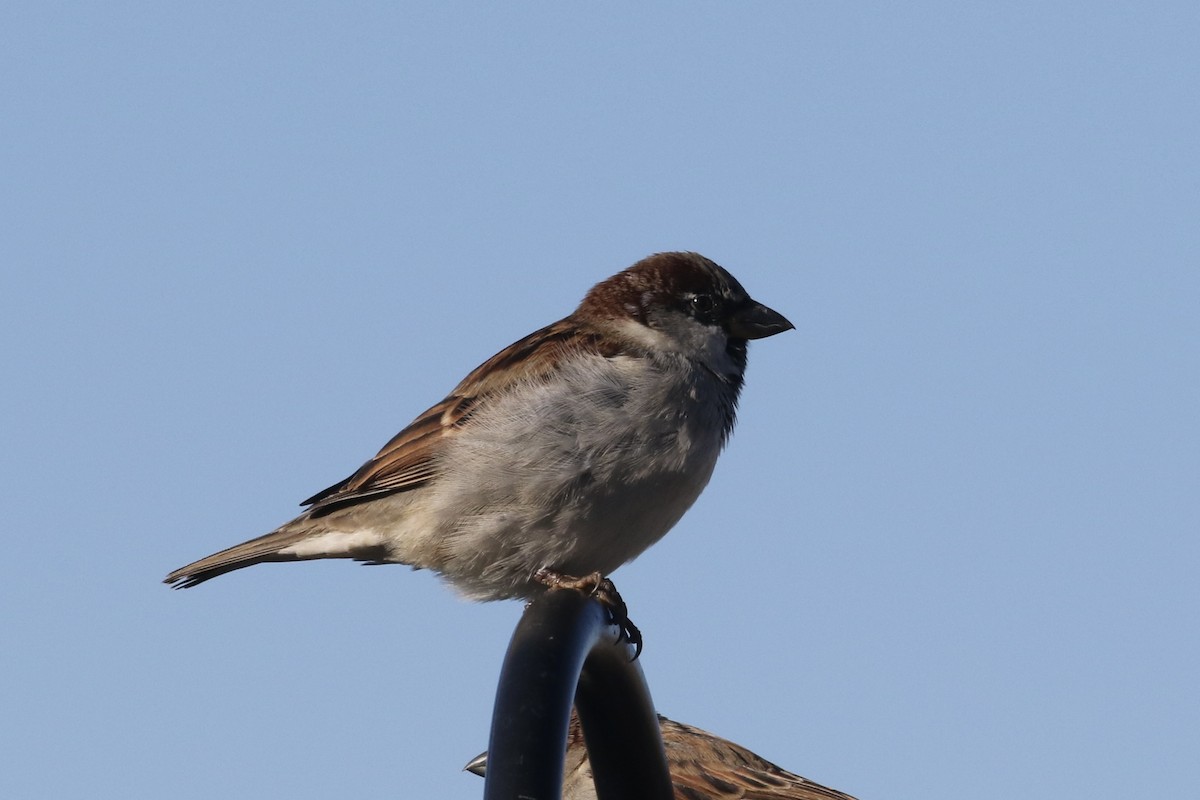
[668,765,858,800]
[661,718,859,800]
[301,317,611,516]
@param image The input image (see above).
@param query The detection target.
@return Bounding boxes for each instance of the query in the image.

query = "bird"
[464,711,858,800]
[165,252,792,607]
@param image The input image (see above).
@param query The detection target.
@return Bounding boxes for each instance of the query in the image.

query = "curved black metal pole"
[573,635,674,800]
[483,589,672,800]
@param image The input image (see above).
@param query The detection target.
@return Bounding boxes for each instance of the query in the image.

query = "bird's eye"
[689,294,715,316]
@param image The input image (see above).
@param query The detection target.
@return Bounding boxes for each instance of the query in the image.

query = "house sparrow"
[464,712,858,800]
[165,252,792,604]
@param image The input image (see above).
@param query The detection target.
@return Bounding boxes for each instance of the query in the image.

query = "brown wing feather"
[661,718,858,800]
[668,765,856,800]
[302,318,609,516]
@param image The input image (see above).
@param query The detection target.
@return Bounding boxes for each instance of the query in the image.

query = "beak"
[463,751,488,777]
[727,299,795,340]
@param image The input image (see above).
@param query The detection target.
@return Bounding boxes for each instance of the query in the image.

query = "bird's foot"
[534,568,643,658]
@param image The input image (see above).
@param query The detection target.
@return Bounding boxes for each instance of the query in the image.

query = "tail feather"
[165,528,310,588]
[164,525,388,588]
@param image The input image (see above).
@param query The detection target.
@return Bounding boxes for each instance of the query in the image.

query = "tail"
[164,524,388,589]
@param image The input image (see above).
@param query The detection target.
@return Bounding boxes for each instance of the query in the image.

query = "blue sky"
[2,3,1197,798]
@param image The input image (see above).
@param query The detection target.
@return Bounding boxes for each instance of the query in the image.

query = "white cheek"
[634,310,736,375]
[608,316,673,350]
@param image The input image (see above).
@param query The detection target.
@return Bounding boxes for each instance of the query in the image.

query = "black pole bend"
[483,589,672,800]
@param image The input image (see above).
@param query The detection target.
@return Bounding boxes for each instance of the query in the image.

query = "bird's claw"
[534,569,643,658]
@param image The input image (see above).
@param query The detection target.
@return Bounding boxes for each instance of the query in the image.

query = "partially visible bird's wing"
[660,718,858,800]
[301,317,611,516]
